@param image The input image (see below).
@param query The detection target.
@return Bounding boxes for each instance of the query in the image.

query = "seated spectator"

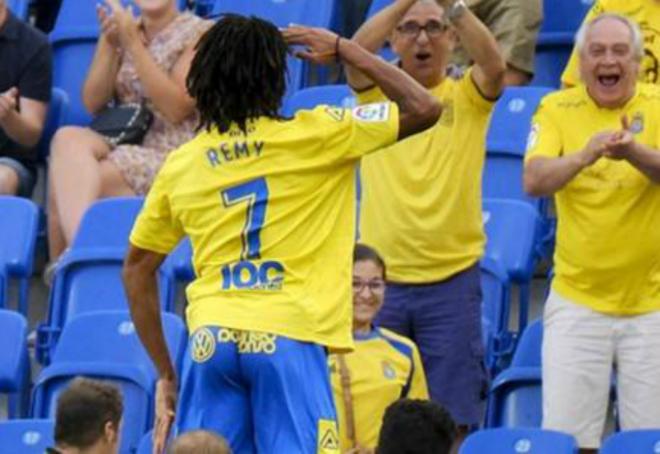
[562,0,660,87]
[46,0,212,264]
[0,0,51,196]
[47,377,123,454]
[329,244,429,454]
[452,0,542,85]
[376,399,455,454]
[169,431,231,454]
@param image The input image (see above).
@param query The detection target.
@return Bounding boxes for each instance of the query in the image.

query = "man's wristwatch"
[446,0,467,23]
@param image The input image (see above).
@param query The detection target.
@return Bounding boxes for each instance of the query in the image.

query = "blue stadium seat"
[32,311,187,454]
[282,85,355,116]
[480,256,510,373]
[484,86,553,211]
[7,0,29,20]
[600,430,660,454]
[0,197,39,316]
[460,428,578,454]
[137,430,154,454]
[36,198,175,364]
[37,88,70,162]
[486,319,543,428]
[208,0,335,95]
[160,238,195,311]
[0,310,30,418]
[0,419,55,454]
[532,0,593,87]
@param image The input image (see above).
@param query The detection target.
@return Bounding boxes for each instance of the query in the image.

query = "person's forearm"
[0,110,42,147]
[83,38,122,114]
[123,267,176,380]
[449,6,506,83]
[124,39,195,124]
[345,0,416,89]
[340,39,437,118]
[626,143,660,183]
[523,154,587,197]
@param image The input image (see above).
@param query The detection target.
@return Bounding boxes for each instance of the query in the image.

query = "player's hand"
[282,25,340,65]
[345,447,375,454]
[0,87,18,121]
[152,377,177,454]
[104,0,141,49]
[579,131,613,168]
[97,3,121,50]
[603,115,635,161]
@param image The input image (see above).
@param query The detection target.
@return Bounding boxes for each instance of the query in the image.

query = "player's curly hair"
[187,14,288,134]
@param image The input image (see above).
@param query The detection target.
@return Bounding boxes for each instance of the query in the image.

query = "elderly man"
[562,0,660,87]
[346,0,505,434]
[524,14,660,452]
[0,0,51,196]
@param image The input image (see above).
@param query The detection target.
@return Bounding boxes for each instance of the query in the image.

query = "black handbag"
[90,102,153,146]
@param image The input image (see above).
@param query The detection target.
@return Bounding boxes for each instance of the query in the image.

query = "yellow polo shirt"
[525,84,660,314]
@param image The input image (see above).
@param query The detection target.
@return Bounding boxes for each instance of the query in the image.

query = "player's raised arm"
[283,26,441,140]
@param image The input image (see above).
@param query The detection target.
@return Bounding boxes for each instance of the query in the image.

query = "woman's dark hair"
[354,243,387,280]
[54,377,123,449]
[187,14,288,134]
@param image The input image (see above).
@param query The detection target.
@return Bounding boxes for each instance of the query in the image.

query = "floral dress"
[107,12,212,195]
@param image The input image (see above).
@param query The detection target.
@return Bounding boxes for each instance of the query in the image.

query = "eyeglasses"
[352,279,386,294]
[396,20,449,38]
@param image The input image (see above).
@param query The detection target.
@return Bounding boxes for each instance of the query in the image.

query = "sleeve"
[129,163,184,254]
[459,67,498,113]
[18,41,52,103]
[406,344,430,400]
[524,98,564,162]
[354,85,386,105]
[560,0,604,87]
[306,102,400,162]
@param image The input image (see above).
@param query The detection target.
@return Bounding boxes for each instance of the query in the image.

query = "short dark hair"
[169,430,232,454]
[187,14,288,134]
[54,377,123,449]
[354,243,387,280]
[376,399,456,454]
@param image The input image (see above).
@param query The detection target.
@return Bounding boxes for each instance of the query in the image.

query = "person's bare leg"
[47,176,67,260]
[98,159,135,198]
[0,165,20,195]
[48,127,112,253]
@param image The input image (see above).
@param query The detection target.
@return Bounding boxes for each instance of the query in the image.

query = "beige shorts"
[542,291,660,449]
[453,0,542,75]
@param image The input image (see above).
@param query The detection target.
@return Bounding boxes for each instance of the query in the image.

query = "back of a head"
[169,431,231,454]
[54,377,123,450]
[376,399,456,454]
[187,14,288,135]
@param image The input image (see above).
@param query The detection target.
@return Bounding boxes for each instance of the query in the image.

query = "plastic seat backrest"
[539,0,594,39]
[0,419,55,454]
[7,0,29,20]
[600,430,660,454]
[366,0,393,18]
[0,197,39,280]
[510,319,543,368]
[282,85,355,117]
[460,428,578,454]
[482,198,541,281]
[0,310,28,392]
[531,46,573,88]
[37,88,70,162]
[71,197,144,250]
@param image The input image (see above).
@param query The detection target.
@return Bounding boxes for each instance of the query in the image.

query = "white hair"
[575,13,644,61]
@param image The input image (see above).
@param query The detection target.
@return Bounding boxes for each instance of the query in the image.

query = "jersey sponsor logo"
[526,123,539,151]
[221,260,285,291]
[324,107,346,122]
[191,327,216,363]
[352,102,390,122]
[217,328,277,354]
[317,419,340,454]
[382,361,396,380]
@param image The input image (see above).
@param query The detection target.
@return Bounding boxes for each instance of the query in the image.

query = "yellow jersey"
[129,104,399,350]
[328,327,428,451]
[525,84,660,315]
[357,69,494,283]
[562,0,660,87]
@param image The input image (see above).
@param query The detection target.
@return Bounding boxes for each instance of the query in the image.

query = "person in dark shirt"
[0,0,51,197]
